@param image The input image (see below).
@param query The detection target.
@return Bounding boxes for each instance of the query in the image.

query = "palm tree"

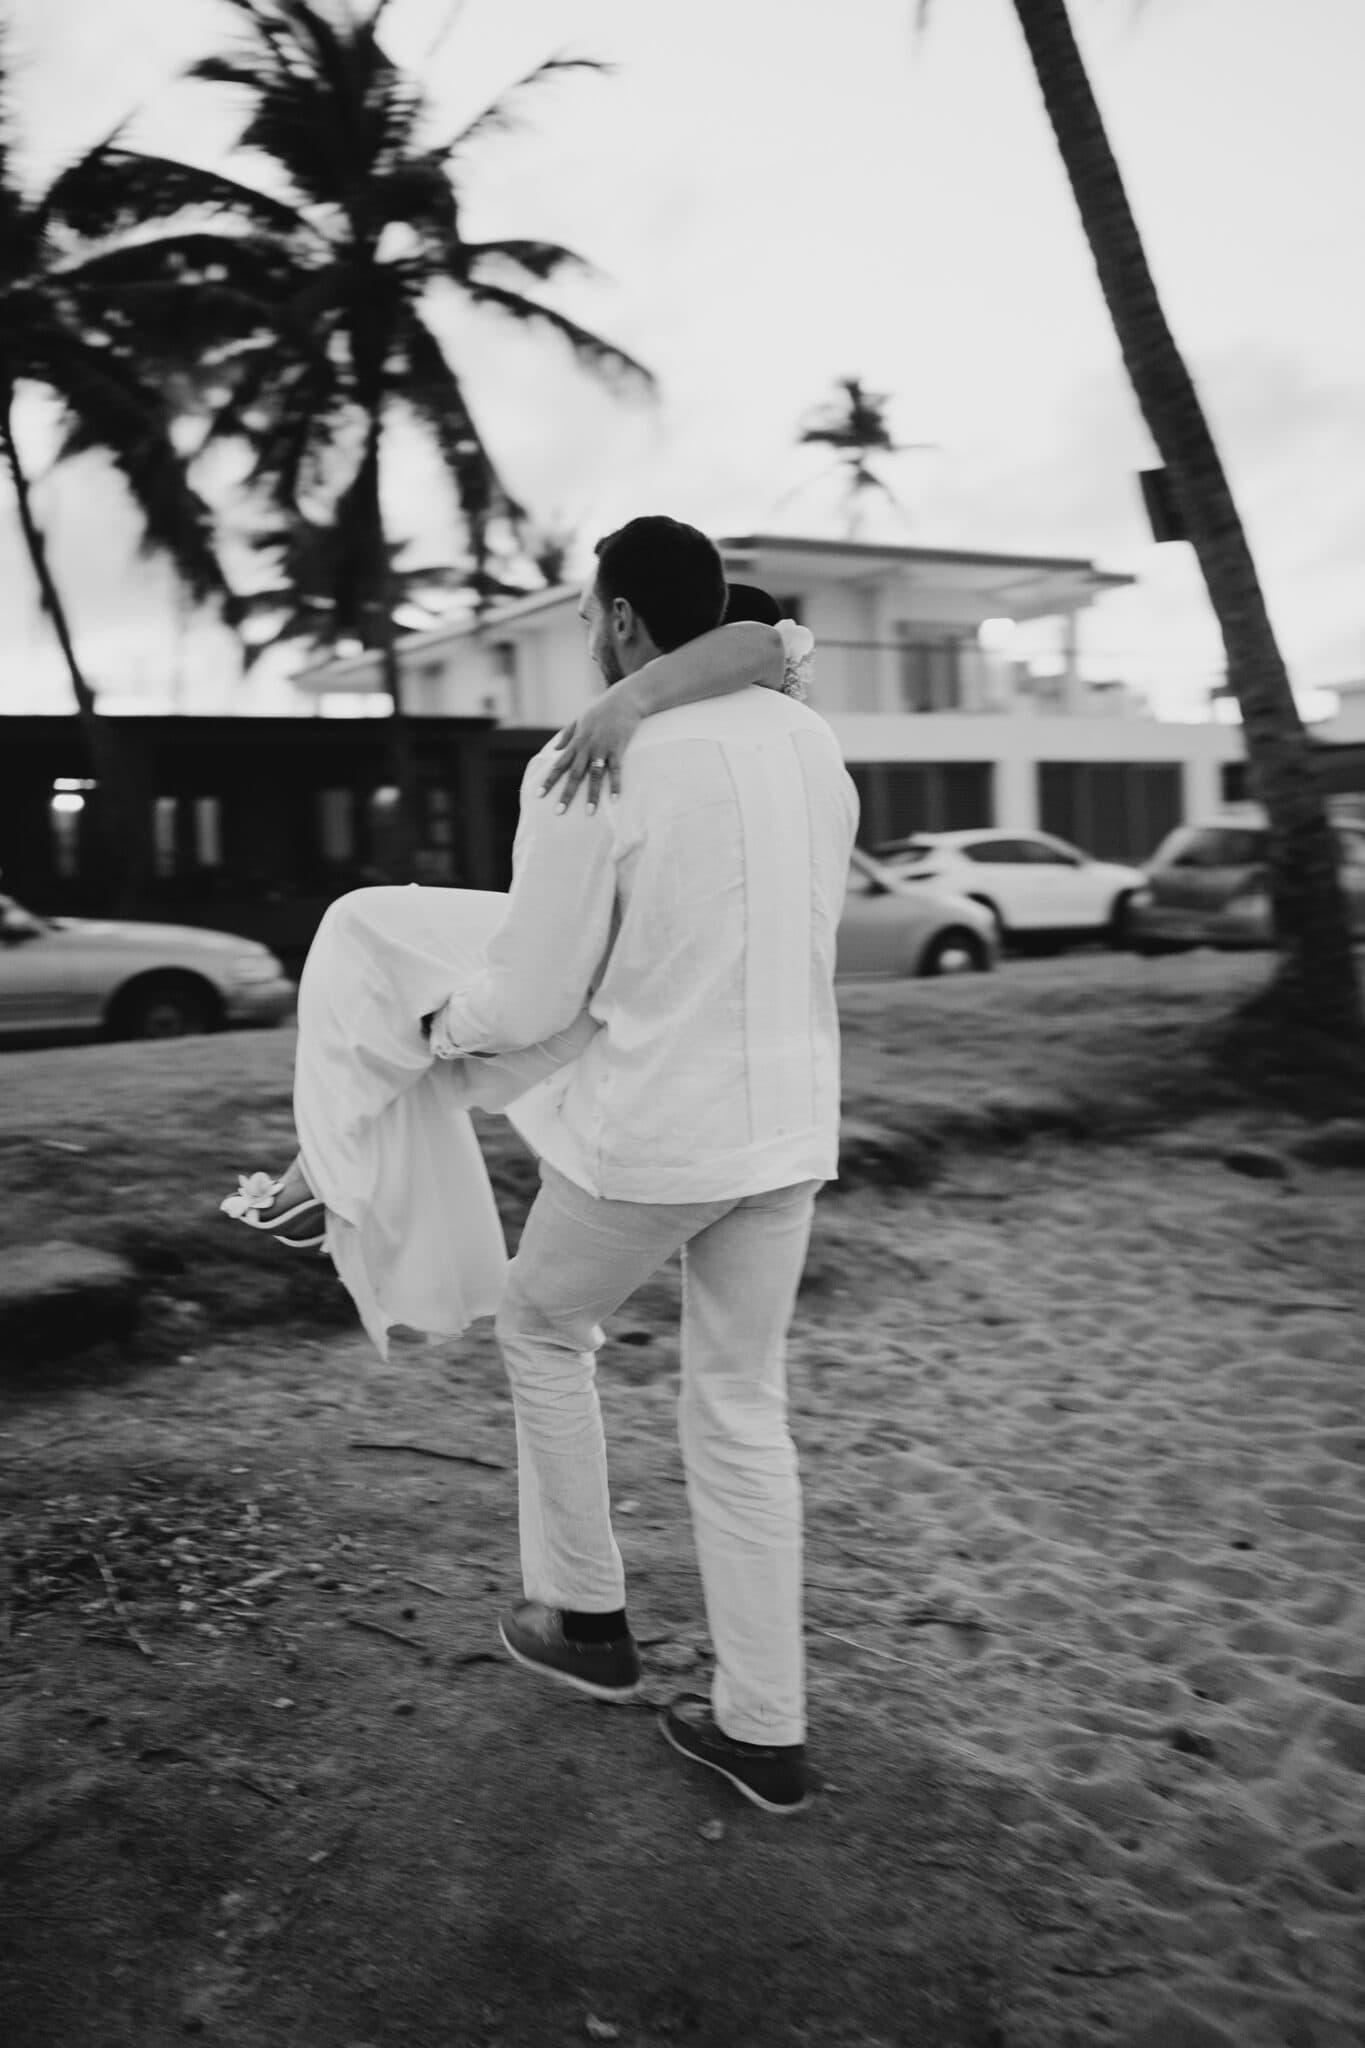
[0,50,254,906]
[796,376,937,536]
[239,514,531,668]
[918,0,1361,1056]
[180,0,654,872]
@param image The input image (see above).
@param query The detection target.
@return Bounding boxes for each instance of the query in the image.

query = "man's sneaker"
[498,1601,641,1702]
[659,1694,810,1814]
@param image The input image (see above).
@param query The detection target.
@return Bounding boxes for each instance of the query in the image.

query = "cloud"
[4,0,1365,719]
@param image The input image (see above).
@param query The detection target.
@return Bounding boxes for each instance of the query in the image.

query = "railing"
[802,639,1146,718]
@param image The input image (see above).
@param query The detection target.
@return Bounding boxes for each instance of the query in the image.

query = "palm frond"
[462,237,598,287]
[41,142,316,246]
[194,255,352,454]
[57,228,300,304]
[436,55,611,162]
[40,326,237,616]
[186,55,268,92]
[51,233,324,413]
[245,355,353,511]
[461,279,655,393]
[398,309,523,539]
[0,51,13,196]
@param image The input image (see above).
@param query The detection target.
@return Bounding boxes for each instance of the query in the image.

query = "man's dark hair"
[593,516,727,652]
[723,582,782,627]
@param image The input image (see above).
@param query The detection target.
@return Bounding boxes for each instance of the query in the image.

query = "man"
[429,516,858,1813]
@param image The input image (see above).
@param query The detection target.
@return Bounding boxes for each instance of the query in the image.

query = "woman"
[222,586,812,1357]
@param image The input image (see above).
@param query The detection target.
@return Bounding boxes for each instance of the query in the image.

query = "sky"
[2,0,1364,721]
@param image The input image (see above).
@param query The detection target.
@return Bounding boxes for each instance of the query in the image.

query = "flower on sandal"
[220,1170,282,1220]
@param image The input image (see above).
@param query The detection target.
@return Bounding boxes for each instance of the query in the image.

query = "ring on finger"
[590,758,607,770]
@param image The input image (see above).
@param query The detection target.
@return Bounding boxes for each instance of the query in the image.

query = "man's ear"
[610,596,636,645]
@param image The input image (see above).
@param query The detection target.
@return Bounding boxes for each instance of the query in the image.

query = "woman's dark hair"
[593,516,727,651]
[722,582,782,627]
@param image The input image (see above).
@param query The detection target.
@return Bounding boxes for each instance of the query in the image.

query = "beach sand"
[780,1111,1365,2043]
[3,1076,1362,2044]
[556,1106,1364,2043]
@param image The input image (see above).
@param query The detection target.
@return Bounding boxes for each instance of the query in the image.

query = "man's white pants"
[495,1163,821,1748]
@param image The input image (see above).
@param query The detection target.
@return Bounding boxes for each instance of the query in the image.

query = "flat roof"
[719,533,1135,587]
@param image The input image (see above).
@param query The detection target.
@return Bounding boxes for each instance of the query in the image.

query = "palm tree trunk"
[1010,0,1361,1046]
[1,392,146,912]
[354,406,419,880]
[375,583,420,880]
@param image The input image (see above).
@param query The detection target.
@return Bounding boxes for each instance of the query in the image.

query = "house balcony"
[803,638,1148,720]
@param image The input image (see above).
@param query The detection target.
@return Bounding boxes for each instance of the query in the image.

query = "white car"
[873,829,1145,948]
[0,891,296,1042]
[837,849,999,977]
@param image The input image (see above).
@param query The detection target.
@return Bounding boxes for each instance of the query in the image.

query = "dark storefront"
[1037,761,1185,863]
[848,761,996,847]
[0,716,554,974]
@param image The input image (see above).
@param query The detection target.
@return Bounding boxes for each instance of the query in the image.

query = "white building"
[298,534,1245,862]
[1314,679,1365,746]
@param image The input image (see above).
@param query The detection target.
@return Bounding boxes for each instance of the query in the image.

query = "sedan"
[837,849,998,977]
[0,891,296,1042]
[1125,808,1365,951]
[872,829,1145,947]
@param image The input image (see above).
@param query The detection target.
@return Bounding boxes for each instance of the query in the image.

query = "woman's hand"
[539,686,646,813]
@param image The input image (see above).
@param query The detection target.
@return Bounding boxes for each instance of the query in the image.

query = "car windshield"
[1164,826,1267,869]
[874,840,936,864]
[0,894,50,938]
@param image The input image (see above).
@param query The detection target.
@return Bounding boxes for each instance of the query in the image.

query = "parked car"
[1125,806,1365,952]
[871,829,1145,948]
[838,849,998,978]
[0,890,296,1042]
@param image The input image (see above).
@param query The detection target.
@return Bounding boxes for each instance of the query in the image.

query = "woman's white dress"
[289,623,815,1359]
[294,884,594,1358]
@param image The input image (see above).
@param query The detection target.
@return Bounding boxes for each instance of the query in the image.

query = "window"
[318,788,357,864]
[153,796,179,880]
[874,837,937,866]
[1020,837,1081,867]
[896,630,965,713]
[1169,827,1266,869]
[194,797,223,868]
[0,897,44,940]
[49,804,81,880]
[962,839,1028,865]
[425,785,455,854]
[1038,762,1184,863]
[849,763,994,845]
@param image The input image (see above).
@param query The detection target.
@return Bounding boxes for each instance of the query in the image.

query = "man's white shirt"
[435,688,860,1202]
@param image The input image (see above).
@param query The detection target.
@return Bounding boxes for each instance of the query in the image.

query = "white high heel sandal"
[220,1171,327,1249]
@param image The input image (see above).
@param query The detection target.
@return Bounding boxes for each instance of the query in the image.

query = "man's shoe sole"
[498,1620,641,1702]
[659,1708,811,1814]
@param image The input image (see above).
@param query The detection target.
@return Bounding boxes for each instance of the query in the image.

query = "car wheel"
[920,926,991,976]
[109,974,217,1041]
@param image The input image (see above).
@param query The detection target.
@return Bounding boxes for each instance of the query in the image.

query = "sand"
[765,1114,1364,2044]
[3,988,1363,2042]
